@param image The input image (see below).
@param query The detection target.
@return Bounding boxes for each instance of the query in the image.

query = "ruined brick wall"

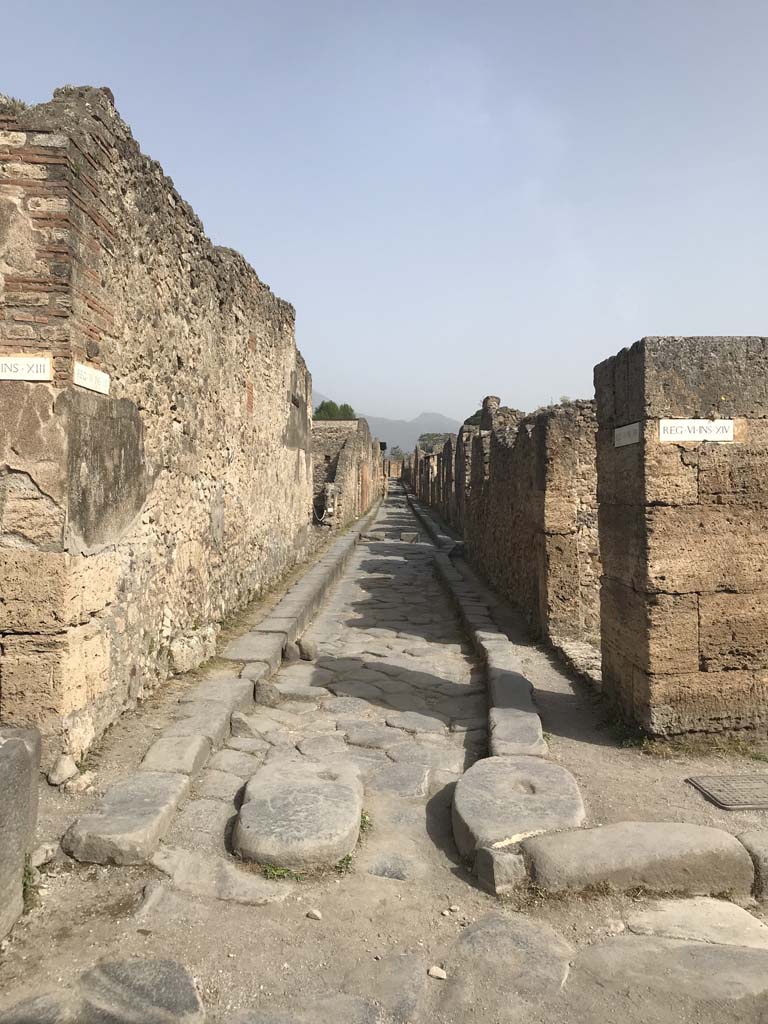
[595,335,768,735]
[311,419,383,528]
[0,87,313,763]
[414,394,600,646]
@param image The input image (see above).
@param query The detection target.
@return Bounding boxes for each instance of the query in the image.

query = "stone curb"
[406,489,765,902]
[61,500,383,866]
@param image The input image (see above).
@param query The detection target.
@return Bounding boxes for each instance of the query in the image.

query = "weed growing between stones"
[22,856,35,910]
[262,865,304,882]
[335,854,354,875]
[360,810,373,834]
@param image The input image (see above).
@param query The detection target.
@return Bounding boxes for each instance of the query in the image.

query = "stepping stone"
[233,761,363,870]
[522,822,754,895]
[452,756,584,859]
[385,711,448,736]
[164,702,232,746]
[431,913,572,1020]
[208,748,264,778]
[151,845,290,905]
[626,897,768,948]
[62,773,190,865]
[141,735,211,775]
[196,769,243,802]
[488,707,547,757]
[178,676,254,710]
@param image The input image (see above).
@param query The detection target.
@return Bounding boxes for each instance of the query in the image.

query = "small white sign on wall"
[73,361,110,395]
[0,354,53,381]
[659,419,734,443]
[614,421,642,447]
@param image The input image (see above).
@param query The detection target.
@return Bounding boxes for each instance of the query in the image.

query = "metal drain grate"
[687,773,768,810]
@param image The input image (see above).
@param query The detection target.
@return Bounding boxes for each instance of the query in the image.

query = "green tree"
[389,446,405,459]
[314,400,357,420]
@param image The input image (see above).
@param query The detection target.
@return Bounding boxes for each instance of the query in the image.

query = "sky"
[4,1,768,421]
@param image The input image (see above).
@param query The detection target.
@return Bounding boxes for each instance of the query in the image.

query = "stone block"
[223,632,284,672]
[488,706,547,757]
[522,821,754,894]
[738,831,768,898]
[178,675,254,710]
[699,592,768,671]
[62,772,190,864]
[163,702,232,747]
[0,725,41,846]
[140,735,211,775]
[600,581,700,675]
[475,846,527,895]
[0,738,35,940]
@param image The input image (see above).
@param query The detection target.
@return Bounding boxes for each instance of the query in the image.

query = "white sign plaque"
[659,419,734,443]
[0,354,53,381]
[73,361,110,395]
[614,422,642,447]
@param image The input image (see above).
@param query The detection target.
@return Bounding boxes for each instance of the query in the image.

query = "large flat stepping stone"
[233,760,363,870]
[429,913,572,1022]
[151,845,290,905]
[63,773,190,865]
[0,959,204,1023]
[521,822,754,895]
[452,756,584,859]
[626,897,768,949]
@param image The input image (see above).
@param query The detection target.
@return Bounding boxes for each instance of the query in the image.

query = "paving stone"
[252,678,281,707]
[196,769,244,802]
[298,637,318,661]
[522,822,754,895]
[0,738,35,940]
[385,710,448,736]
[626,897,768,948]
[140,735,211,775]
[341,722,405,750]
[62,773,190,865]
[317,657,364,673]
[488,706,547,757]
[282,640,301,663]
[571,934,768,1008]
[297,734,348,758]
[226,736,271,755]
[341,953,427,1021]
[431,913,572,1020]
[241,661,270,682]
[273,680,331,702]
[330,680,384,701]
[151,845,290,905]
[0,991,80,1023]
[78,959,205,1022]
[164,702,232,747]
[224,632,285,671]
[234,760,363,870]
[388,742,467,773]
[207,748,264,778]
[452,756,585,859]
[174,798,234,836]
[178,675,254,710]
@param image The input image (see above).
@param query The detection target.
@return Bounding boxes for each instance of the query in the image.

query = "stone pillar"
[595,336,768,734]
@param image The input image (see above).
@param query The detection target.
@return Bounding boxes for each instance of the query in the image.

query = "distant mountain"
[311,389,461,452]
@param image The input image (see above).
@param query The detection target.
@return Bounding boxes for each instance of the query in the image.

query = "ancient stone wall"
[311,419,383,528]
[407,395,600,647]
[595,335,768,735]
[0,87,313,764]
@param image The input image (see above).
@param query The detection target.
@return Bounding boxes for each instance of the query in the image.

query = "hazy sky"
[5,1,767,420]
